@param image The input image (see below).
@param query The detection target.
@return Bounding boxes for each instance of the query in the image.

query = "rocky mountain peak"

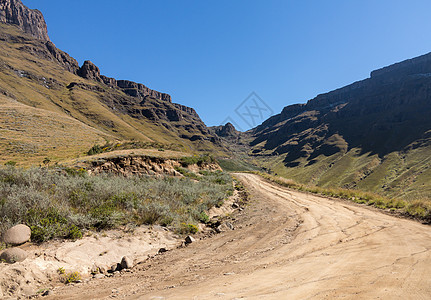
[0,0,50,41]
[77,60,101,81]
[213,122,239,138]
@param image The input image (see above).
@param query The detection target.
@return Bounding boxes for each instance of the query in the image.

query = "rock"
[110,263,121,273]
[120,256,133,269]
[158,248,167,254]
[2,224,31,245]
[213,122,239,137]
[98,264,108,274]
[93,273,105,279]
[0,0,50,41]
[0,247,28,263]
[232,203,240,209]
[185,235,195,244]
[90,264,99,274]
[45,41,79,74]
[41,290,51,296]
[225,222,235,230]
[77,60,102,82]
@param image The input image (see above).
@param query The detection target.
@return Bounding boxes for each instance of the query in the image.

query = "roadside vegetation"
[255,172,431,223]
[87,141,182,156]
[0,166,233,243]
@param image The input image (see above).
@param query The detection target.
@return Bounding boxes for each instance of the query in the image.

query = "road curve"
[49,173,431,299]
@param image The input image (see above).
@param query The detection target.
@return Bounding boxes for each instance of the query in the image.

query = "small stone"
[90,264,99,274]
[113,271,120,275]
[225,222,235,230]
[98,265,107,274]
[232,203,240,209]
[120,256,133,269]
[158,248,167,254]
[2,224,31,245]
[0,247,28,263]
[223,272,235,276]
[41,290,51,296]
[93,273,105,279]
[110,263,121,272]
[185,235,195,244]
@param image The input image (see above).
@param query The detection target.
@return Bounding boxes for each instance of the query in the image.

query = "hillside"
[0,0,226,165]
[249,53,431,200]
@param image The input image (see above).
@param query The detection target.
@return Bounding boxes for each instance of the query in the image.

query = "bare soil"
[38,173,431,299]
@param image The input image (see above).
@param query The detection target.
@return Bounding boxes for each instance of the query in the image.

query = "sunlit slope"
[0,23,226,165]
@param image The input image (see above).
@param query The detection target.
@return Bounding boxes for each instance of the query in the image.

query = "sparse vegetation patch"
[0,166,233,242]
[256,172,431,223]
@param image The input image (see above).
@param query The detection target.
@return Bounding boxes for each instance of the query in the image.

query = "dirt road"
[47,173,431,299]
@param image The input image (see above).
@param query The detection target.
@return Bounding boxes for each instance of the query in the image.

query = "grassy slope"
[0,94,109,166]
[266,144,431,201]
[0,24,225,165]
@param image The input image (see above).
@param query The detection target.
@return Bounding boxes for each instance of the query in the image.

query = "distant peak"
[0,0,50,41]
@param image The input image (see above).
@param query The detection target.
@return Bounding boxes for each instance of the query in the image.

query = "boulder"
[185,235,195,244]
[0,247,28,263]
[2,224,31,245]
[120,256,133,269]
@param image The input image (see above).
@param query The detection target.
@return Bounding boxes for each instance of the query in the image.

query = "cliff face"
[249,53,431,199]
[0,1,228,161]
[77,60,172,104]
[0,0,49,41]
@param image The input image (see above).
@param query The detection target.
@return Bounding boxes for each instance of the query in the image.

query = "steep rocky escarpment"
[0,1,227,161]
[77,60,172,103]
[249,53,431,199]
[0,0,49,41]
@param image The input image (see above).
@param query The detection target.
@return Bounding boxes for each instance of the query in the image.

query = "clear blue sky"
[24,0,431,130]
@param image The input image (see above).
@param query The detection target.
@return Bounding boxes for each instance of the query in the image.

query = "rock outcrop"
[371,52,431,83]
[0,0,49,41]
[77,60,172,103]
[213,122,239,138]
[83,155,221,177]
[45,41,80,74]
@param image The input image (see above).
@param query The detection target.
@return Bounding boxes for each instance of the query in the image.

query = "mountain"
[249,53,431,200]
[0,0,226,165]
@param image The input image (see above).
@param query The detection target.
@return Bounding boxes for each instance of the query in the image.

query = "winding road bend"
[49,173,431,299]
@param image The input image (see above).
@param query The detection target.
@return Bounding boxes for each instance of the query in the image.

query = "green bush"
[87,144,103,156]
[180,154,215,167]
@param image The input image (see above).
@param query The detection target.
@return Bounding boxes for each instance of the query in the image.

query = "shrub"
[61,271,82,284]
[87,144,103,155]
[179,223,199,234]
[180,154,215,167]
[0,167,233,240]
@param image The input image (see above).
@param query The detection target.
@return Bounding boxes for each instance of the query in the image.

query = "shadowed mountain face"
[250,53,431,199]
[0,0,226,164]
